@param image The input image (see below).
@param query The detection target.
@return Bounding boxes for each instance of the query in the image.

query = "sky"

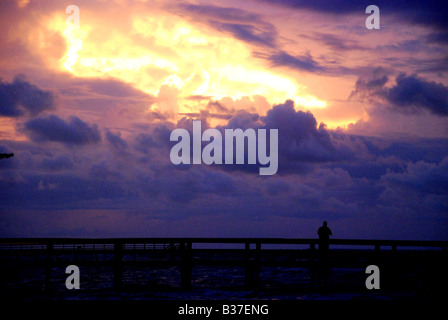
[0,0,447,240]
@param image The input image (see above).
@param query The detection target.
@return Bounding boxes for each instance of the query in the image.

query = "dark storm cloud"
[207,100,229,113]
[178,111,233,121]
[0,75,54,117]
[175,3,261,22]
[203,100,356,175]
[382,157,448,196]
[377,40,430,54]
[174,3,368,75]
[0,173,128,210]
[262,100,353,164]
[1,107,448,239]
[300,33,366,52]
[349,67,389,99]
[356,136,448,164]
[173,3,279,48]
[178,99,234,120]
[225,110,259,129]
[209,21,278,48]
[23,114,101,145]
[256,0,367,14]
[351,70,448,116]
[264,51,323,73]
[185,95,212,101]
[411,56,448,75]
[135,133,161,155]
[106,130,128,150]
[134,121,175,155]
[427,32,448,45]
[157,167,237,204]
[39,155,74,171]
[256,0,448,30]
[385,74,448,116]
[60,77,152,99]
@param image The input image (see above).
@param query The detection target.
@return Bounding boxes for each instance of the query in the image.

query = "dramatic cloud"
[256,0,448,31]
[23,115,101,145]
[174,3,279,48]
[427,32,448,45]
[168,100,358,175]
[385,74,448,116]
[352,71,448,116]
[382,157,448,195]
[211,21,277,48]
[0,75,54,117]
[175,3,261,22]
[134,121,174,156]
[106,130,128,150]
[39,155,74,171]
[349,67,390,100]
[263,101,344,164]
[300,32,366,52]
[265,51,323,73]
[2,104,448,239]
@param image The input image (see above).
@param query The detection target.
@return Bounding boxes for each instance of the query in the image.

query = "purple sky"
[1,0,447,240]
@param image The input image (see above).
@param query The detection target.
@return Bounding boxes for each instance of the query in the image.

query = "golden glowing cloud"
[49,5,326,120]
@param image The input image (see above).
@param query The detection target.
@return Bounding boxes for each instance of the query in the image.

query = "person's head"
[323,221,327,226]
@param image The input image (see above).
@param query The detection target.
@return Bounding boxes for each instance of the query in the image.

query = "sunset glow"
[53,5,327,121]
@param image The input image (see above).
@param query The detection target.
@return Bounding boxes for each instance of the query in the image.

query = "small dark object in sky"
[0,153,14,159]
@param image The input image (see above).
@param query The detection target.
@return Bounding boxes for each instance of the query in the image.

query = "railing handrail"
[0,237,446,248]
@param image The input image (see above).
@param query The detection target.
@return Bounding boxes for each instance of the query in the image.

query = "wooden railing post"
[309,241,316,288]
[244,242,251,288]
[180,241,192,289]
[244,242,261,289]
[113,241,123,290]
[254,242,261,288]
[44,241,53,292]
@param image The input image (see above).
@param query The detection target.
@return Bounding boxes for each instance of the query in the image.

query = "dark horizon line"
[1,237,447,247]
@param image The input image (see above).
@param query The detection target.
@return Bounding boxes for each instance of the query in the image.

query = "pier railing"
[0,238,446,291]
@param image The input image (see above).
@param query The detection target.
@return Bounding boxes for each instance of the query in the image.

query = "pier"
[0,238,447,294]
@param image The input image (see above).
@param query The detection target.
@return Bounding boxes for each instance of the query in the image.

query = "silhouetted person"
[318,221,332,254]
[0,153,14,159]
[317,221,332,288]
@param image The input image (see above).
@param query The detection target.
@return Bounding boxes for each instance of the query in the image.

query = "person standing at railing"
[317,221,332,288]
[318,221,332,255]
